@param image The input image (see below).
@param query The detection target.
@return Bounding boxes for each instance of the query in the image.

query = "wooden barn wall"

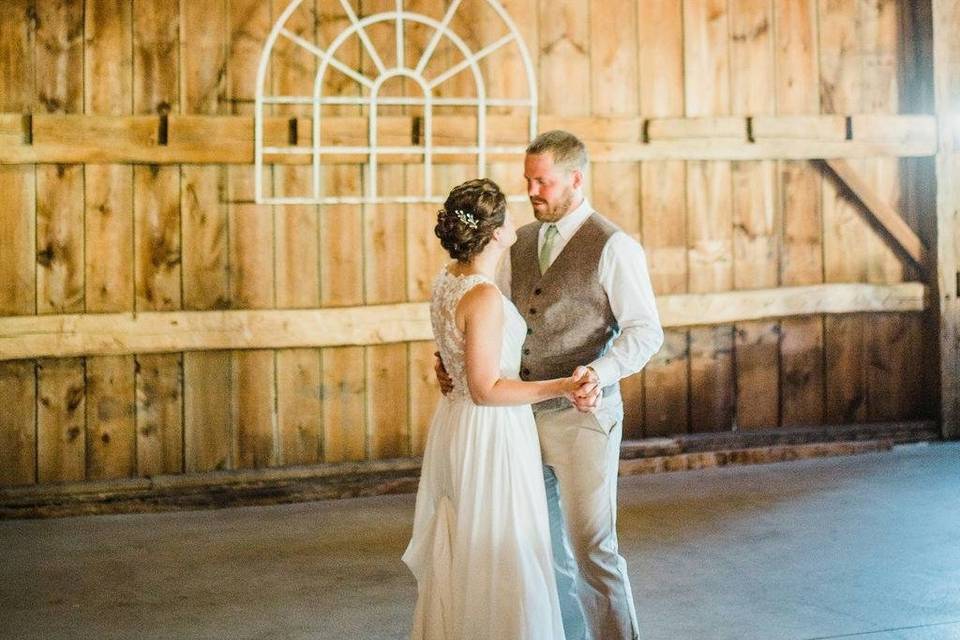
[0,0,935,488]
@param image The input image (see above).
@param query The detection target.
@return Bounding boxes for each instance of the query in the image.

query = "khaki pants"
[535,400,639,640]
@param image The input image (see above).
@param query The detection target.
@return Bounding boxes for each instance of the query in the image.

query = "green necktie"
[539,224,559,275]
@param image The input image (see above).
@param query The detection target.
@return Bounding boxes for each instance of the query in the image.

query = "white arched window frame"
[254,0,538,205]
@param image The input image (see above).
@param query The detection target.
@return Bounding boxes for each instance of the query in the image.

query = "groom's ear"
[570,168,584,190]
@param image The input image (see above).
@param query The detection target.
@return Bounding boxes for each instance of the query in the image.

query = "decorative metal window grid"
[255,0,538,205]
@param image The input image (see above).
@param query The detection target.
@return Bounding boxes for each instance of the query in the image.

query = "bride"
[402,178,592,639]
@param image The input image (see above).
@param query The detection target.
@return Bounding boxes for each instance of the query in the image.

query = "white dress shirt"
[499,198,664,389]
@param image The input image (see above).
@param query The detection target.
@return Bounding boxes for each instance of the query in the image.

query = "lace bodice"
[430,268,528,401]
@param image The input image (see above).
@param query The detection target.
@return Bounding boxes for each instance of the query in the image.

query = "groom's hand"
[434,351,454,395]
[570,366,601,413]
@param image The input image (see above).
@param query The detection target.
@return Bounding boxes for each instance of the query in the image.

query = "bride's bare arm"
[458,283,581,406]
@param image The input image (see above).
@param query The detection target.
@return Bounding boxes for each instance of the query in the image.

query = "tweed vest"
[511,212,621,410]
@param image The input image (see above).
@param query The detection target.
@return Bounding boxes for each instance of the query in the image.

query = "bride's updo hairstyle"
[434,178,507,263]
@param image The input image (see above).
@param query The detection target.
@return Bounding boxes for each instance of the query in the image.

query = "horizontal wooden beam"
[0,113,938,165]
[0,421,938,515]
[823,158,929,271]
[0,303,433,361]
[0,283,927,361]
[658,282,926,327]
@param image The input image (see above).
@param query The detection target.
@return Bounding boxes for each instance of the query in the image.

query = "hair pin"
[453,208,478,229]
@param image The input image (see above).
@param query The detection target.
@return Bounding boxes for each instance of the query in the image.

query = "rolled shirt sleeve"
[588,232,664,389]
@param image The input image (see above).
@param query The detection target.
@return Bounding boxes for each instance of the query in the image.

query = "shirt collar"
[549,197,593,241]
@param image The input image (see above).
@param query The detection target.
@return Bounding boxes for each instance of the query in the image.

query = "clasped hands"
[433,353,602,413]
[567,365,602,413]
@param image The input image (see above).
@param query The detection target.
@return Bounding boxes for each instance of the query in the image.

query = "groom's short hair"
[526,130,588,173]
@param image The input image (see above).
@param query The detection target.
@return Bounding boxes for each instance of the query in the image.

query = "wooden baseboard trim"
[618,439,893,476]
[0,421,939,519]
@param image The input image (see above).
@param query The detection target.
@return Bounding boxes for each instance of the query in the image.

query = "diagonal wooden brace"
[820,158,929,274]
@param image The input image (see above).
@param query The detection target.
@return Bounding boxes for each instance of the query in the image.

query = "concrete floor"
[2,442,958,640]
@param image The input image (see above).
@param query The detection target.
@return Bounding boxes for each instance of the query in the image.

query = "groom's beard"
[531,187,575,223]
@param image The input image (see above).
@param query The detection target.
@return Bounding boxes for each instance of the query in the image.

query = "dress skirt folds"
[402,396,564,640]
[403,269,564,640]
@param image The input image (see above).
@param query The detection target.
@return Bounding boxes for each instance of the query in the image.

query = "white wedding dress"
[402,269,564,640]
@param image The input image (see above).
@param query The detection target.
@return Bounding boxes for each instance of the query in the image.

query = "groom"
[438,130,663,640]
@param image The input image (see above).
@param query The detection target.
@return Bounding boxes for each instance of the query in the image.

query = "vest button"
[529,308,537,314]
[521,368,530,377]
[523,348,530,355]
[526,327,533,335]
[534,288,542,295]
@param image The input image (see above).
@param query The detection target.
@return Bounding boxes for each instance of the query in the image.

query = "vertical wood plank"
[408,341,438,457]
[932,0,960,438]
[228,0,277,470]
[360,7,410,460]
[84,0,137,481]
[276,344,322,465]
[35,0,86,483]
[819,0,868,423]
[84,0,134,308]
[730,0,779,430]
[404,161,444,453]
[364,175,406,304]
[367,343,409,458]
[684,0,731,119]
[483,0,538,115]
[35,0,85,314]
[181,0,233,472]
[860,0,920,423]
[320,164,365,462]
[731,160,780,429]
[590,0,637,116]
[0,164,35,313]
[37,358,86,483]
[0,361,37,486]
[180,163,229,311]
[133,0,183,477]
[0,0,37,317]
[588,0,641,435]
[321,167,364,308]
[316,2,365,463]
[779,162,826,425]
[0,0,37,487]
[132,169,182,282]
[272,0,322,466]
[133,0,179,118]
[84,356,136,479]
[134,353,183,475]
[36,165,85,315]
[182,353,232,472]
[639,0,688,437]
[406,170,448,303]
[899,1,939,422]
[684,0,734,432]
[775,0,825,427]
[539,0,590,116]
[364,164,408,458]
[35,0,84,114]
[591,164,643,438]
[322,346,367,462]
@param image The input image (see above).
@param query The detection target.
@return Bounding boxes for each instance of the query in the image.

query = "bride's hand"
[566,366,601,412]
[561,373,584,398]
